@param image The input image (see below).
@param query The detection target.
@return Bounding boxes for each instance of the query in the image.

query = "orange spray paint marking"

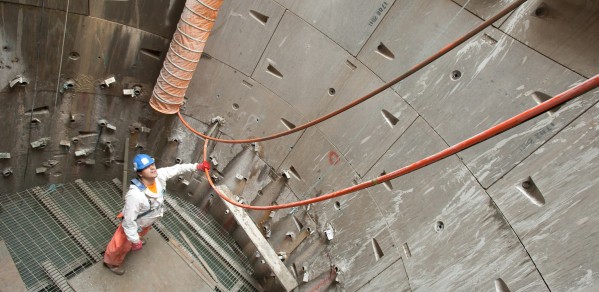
[328,151,340,165]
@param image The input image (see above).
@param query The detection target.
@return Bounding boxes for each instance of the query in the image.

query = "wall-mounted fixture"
[210,116,225,125]
[9,75,29,88]
[281,170,291,179]
[277,252,287,262]
[63,79,75,90]
[302,268,309,283]
[123,85,142,97]
[31,138,49,149]
[2,168,13,177]
[252,142,262,153]
[98,120,117,131]
[209,155,219,166]
[516,176,545,206]
[168,135,183,144]
[129,123,151,133]
[324,225,334,241]
[59,140,71,150]
[41,160,59,168]
[104,142,115,154]
[100,76,116,88]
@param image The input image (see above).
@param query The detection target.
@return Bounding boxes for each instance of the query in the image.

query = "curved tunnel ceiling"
[1,0,598,291]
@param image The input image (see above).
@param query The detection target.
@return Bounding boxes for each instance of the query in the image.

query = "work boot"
[104,263,126,275]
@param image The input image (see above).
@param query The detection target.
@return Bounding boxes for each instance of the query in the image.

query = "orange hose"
[180,0,528,143]
[150,0,224,114]
[203,75,599,210]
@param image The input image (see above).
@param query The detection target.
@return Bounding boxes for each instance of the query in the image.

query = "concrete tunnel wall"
[0,0,598,291]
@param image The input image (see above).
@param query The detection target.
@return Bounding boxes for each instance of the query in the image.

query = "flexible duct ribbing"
[150,0,223,114]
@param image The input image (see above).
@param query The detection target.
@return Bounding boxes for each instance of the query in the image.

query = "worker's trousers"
[103,223,151,266]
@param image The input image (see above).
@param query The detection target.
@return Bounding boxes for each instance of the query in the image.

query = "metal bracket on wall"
[9,75,28,88]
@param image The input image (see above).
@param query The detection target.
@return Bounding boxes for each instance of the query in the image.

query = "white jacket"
[122,163,197,243]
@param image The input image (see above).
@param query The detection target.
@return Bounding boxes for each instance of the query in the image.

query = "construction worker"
[103,153,210,275]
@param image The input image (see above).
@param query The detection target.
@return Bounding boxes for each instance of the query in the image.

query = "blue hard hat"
[133,154,155,171]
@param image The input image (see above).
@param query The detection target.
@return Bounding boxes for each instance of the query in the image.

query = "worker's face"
[138,163,157,179]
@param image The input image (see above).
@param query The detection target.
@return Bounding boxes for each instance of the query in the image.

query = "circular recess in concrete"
[232,103,239,110]
[69,51,80,60]
[2,46,9,51]
[328,88,336,96]
[435,221,444,232]
[334,201,341,210]
[451,70,462,81]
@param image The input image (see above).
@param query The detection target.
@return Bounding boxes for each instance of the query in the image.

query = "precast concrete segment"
[487,101,599,291]
[203,0,286,75]
[364,118,546,291]
[274,0,393,55]
[201,75,599,210]
[89,1,186,39]
[150,0,224,114]
[499,0,599,77]
[177,0,528,143]
[356,258,410,291]
[181,57,306,169]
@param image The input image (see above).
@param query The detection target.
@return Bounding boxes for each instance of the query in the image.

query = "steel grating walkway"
[0,179,256,292]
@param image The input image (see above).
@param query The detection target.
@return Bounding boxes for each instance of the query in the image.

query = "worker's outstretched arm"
[157,163,200,181]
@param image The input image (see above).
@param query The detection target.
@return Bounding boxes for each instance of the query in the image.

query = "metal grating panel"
[0,180,258,291]
[0,187,92,291]
[160,197,258,291]
[43,184,116,253]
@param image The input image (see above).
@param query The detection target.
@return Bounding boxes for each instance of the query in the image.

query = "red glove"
[196,161,210,172]
[131,240,143,251]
